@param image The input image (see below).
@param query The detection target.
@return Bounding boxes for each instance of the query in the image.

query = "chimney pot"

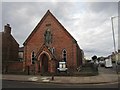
[4,24,11,34]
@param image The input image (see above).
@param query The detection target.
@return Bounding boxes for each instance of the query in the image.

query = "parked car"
[99,60,105,67]
[105,58,112,68]
[117,60,120,65]
[116,60,120,74]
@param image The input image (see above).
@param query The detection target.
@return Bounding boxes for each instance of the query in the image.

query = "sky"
[1,1,119,59]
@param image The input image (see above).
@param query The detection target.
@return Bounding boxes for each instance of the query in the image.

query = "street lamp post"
[110,16,118,73]
[111,16,116,54]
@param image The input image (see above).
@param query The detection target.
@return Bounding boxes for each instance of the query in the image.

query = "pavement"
[2,72,119,84]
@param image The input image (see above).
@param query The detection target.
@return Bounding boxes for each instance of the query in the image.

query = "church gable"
[23,10,76,46]
[23,10,83,74]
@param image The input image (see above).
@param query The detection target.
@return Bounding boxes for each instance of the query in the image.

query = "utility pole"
[110,16,119,73]
[111,16,117,54]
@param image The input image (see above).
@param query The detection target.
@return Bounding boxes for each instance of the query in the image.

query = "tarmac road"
[98,63,117,74]
[2,80,119,88]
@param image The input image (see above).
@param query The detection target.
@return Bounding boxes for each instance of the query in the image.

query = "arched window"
[44,28,52,45]
[62,49,67,62]
[31,51,35,64]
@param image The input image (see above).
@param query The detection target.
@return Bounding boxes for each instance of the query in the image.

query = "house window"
[62,49,67,62]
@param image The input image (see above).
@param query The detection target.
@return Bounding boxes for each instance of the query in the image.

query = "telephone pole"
[110,16,119,72]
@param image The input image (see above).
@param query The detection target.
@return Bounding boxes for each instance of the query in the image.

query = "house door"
[41,54,48,73]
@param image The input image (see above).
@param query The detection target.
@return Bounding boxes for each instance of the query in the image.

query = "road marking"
[42,79,50,82]
[41,77,50,80]
[41,77,50,82]
[28,77,38,81]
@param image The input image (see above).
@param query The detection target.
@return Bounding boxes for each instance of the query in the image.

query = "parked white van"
[105,58,112,68]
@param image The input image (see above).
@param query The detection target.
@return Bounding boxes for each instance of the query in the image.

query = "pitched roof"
[23,10,76,45]
[2,31,19,46]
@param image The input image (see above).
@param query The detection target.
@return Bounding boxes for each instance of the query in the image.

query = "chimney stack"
[4,24,11,34]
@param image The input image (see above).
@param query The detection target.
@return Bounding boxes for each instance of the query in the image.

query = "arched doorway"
[40,53,49,73]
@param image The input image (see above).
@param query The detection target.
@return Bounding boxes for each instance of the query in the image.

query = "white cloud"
[1,0,119,2]
[2,2,119,59]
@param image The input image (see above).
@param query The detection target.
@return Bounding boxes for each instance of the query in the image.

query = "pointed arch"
[38,51,51,61]
[62,49,67,62]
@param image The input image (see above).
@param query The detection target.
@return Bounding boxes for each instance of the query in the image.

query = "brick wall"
[7,61,23,71]
[24,11,83,73]
[2,24,19,73]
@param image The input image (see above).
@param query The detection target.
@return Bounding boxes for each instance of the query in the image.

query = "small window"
[51,47,55,54]
[46,24,51,26]
[62,49,67,62]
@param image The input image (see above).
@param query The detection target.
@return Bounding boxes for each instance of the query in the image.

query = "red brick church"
[23,10,84,74]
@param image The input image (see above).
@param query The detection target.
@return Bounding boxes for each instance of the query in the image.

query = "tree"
[92,55,97,61]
